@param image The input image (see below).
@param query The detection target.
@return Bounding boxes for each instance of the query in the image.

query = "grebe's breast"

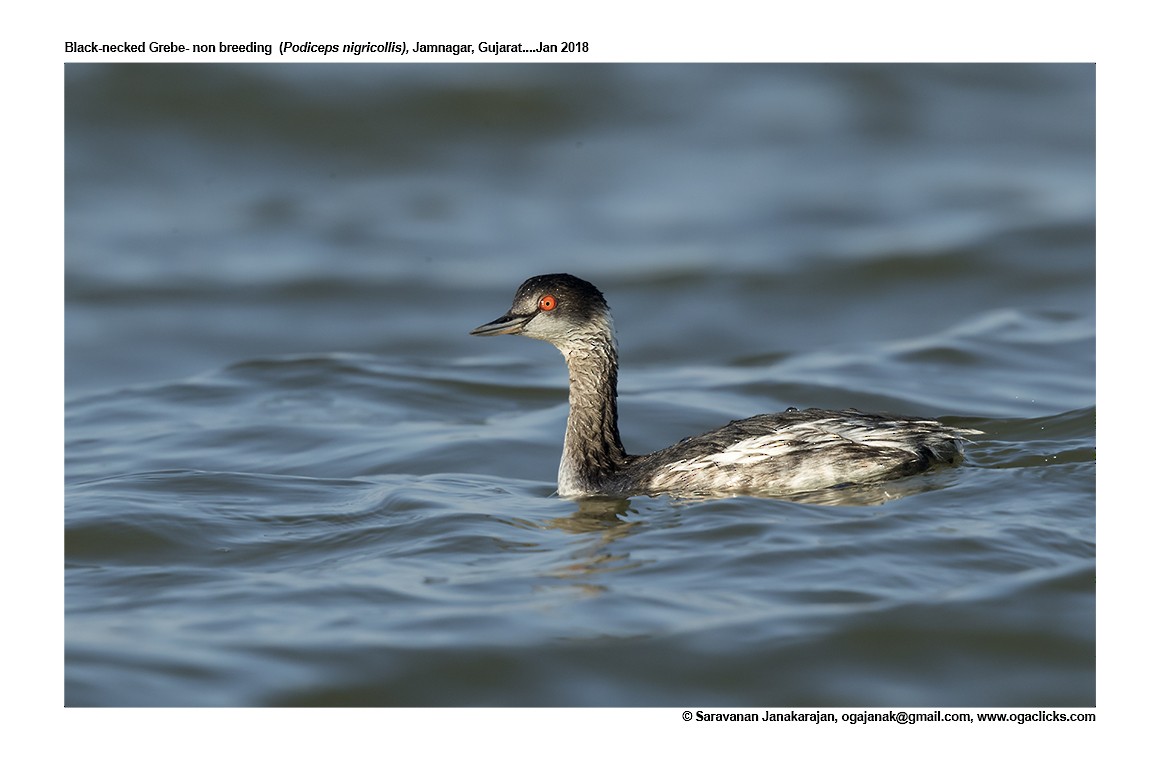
[627,408,980,496]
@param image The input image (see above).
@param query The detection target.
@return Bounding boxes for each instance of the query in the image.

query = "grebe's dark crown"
[512,273,609,323]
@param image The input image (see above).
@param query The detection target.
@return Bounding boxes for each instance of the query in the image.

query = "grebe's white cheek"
[521,312,571,341]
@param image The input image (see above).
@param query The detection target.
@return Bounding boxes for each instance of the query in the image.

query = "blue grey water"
[65,64,1095,706]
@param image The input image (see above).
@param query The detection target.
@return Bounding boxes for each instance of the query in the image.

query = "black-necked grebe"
[471,273,979,498]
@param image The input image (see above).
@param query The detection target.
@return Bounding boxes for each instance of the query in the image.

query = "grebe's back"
[628,407,972,497]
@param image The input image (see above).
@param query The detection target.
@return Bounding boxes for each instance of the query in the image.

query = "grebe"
[471,273,979,498]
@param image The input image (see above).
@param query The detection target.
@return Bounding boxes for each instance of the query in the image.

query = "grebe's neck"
[556,321,627,496]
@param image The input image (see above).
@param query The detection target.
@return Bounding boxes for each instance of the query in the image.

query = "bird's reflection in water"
[531,474,955,588]
[547,496,634,532]
[536,498,641,588]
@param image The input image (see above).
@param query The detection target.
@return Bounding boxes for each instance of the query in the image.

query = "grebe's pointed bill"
[470,313,531,336]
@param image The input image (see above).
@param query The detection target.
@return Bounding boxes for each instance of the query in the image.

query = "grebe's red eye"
[539,294,557,311]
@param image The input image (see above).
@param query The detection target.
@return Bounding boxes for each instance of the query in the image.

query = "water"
[65,64,1095,706]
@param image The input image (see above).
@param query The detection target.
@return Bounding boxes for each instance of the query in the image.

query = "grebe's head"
[470,273,613,349]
